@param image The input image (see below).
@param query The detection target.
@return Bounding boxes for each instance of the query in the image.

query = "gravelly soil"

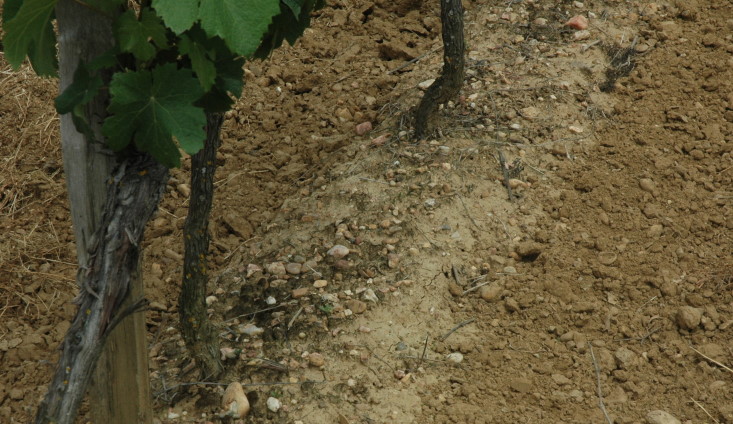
[1,0,732,423]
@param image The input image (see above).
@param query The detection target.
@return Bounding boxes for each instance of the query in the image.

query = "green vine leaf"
[102,64,206,168]
[3,0,58,76]
[198,0,281,57]
[114,8,168,62]
[255,0,324,59]
[152,0,198,34]
[179,34,216,90]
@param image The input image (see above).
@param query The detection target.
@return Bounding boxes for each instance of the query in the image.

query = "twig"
[497,150,515,202]
[387,45,443,74]
[287,306,303,330]
[454,193,481,229]
[690,398,720,424]
[690,345,733,374]
[439,318,475,342]
[588,343,614,424]
[420,335,429,364]
[461,277,490,296]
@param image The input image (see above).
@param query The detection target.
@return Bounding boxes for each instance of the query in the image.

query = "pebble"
[646,410,680,424]
[345,299,367,314]
[446,352,464,363]
[502,266,517,274]
[676,306,702,330]
[265,296,277,305]
[327,245,350,259]
[239,324,264,337]
[418,79,435,89]
[313,279,328,288]
[222,382,250,418]
[363,288,379,303]
[308,352,326,367]
[267,262,286,276]
[205,295,218,306]
[565,15,588,30]
[285,262,302,275]
[292,287,309,298]
[614,346,636,369]
[479,283,502,301]
[597,251,617,266]
[639,178,656,193]
[504,297,520,312]
[387,253,401,268]
[509,378,532,393]
[648,224,664,238]
[266,396,282,412]
[355,121,372,135]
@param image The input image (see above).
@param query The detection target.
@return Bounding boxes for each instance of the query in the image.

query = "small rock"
[363,288,379,303]
[345,299,367,314]
[265,296,277,305]
[222,382,250,418]
[246,263,263,277]
[308,352,326,367]
[267,262,286,276]
[639,178,656,193]
[446,352,464,363]
[479,283,502,301]
[504,297,520,312]
[510,378,532,393]
[285,262,302,275]
[313,279,328,288]
[572,302,596,313]
[676,306,702,330]
[220,347,237,361]
[565,15,588,30]
[327,244,350,259]
[355,121,372,135]
[176,183,191,197]
[646,410,680,424]
[239,324,264,337]
[292,287,309,298]
[598,251,617,265]
[515,242,542,260]
[573,30,591,41]
[266,397,282,412]
[503,266,517,274]
[614,346,636,369]
[418,79,435,90]
[551,374,571,385]
[648,224,664,238]
[205,295,218,306]
[448,281,463,297]
[387,253,401,268]
[520,106,541,120]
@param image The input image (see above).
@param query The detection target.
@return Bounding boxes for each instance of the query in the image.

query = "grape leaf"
[114,8,168,62]
[255,0,324,59]
[2,0,23,23]
[3,0,58,76]
[102,64,206,168]
[55,62,103,114]
[152,0,198,34]
[282,0,301,17]
[179,34,216,90]
[198,0,280,57]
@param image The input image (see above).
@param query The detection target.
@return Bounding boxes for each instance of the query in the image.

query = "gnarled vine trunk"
[35,154,168,424]
[413,0,466,139]
[179,113,224,379]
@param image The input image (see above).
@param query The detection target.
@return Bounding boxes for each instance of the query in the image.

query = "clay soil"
[1,0,732,423]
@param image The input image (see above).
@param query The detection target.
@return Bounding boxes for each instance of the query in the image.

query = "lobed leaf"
[152,0,199,34]
[102,64,206,168]
[114,8,168,62]
[198,0,281,57]
[179,34,216,91]
[3,0,58,76]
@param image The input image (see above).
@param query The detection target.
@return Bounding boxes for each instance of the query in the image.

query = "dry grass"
[0,56,76,320]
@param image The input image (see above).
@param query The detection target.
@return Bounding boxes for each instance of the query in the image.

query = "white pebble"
[266,397,282,412]
[446,352,464,363]
[363,288,379,303]
[265,296,277,305]
[327,244,350,259]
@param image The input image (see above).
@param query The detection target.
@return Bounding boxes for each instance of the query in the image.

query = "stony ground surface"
[1,0,732,423]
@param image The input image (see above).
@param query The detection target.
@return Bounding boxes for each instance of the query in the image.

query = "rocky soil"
[1,0,732,423]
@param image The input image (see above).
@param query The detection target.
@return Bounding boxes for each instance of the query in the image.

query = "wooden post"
[56,1,152,422]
